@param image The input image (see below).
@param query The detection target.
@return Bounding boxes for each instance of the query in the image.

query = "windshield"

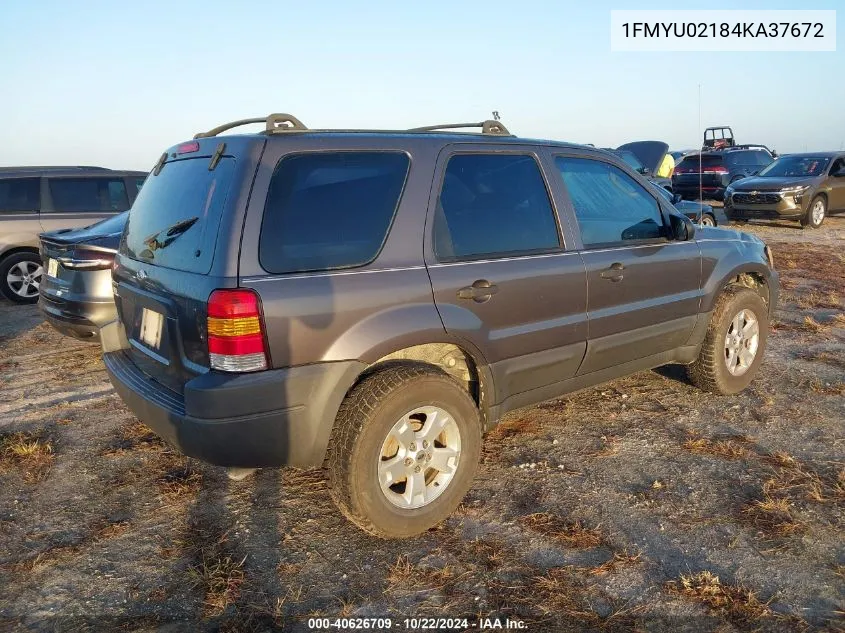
[758,156,831,178]
[121,157,236,274]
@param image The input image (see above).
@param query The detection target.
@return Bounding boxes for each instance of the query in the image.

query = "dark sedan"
[38,212,127,341]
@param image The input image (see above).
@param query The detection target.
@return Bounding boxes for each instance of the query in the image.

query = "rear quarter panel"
[238,135,452,367]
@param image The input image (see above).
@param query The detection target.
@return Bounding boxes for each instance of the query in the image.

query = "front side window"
[49,178,129,212]
[556,156,665,248]
[434,154,559,260]
[260,152,410,274]
[0,178,40,213]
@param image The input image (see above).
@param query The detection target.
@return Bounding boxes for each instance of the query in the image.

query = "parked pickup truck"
[101,114,779,538]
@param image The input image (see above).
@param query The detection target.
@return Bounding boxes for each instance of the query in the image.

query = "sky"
[1,0,842,170]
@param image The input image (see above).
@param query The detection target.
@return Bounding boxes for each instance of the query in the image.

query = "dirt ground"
[1,218,843,633]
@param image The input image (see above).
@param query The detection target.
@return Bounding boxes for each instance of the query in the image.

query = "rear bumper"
[38,294,116,341]
[101,323,365,467]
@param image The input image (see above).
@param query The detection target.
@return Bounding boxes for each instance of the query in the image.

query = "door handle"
[600,262,625,282]
[457,279,499,303]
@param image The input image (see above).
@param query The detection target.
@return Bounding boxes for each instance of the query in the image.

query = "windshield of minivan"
[121,157,235,274]
[758,156,831,178]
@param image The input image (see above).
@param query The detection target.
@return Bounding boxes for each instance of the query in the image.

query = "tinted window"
[49,178,129,212]
[260,152,409,274]
[753,150,773,167]
[434,154,559,259]
[556,157,665,247]
[122,157,236,274]
[0,178,40,213]
[135,177,147,193]
[679,155,723,170]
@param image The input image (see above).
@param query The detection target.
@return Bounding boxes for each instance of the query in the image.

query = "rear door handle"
[458,279,499,303]
[600,262,625,282]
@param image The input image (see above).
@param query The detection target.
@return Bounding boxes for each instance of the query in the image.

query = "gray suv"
[101,114,779,538]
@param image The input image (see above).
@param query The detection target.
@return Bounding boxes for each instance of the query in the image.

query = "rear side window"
[753,150,773,167]
[434,154,559,260]
[556,157,665,247]
[49,178,129,212]
[0,178,40,213]
[259,152,410,274]
[122,157,236,274]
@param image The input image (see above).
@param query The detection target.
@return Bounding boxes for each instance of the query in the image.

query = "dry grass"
[103,421,166,456]
[189,552,247,617]
[682,436,752,460]
[0,431,54,482]
[666,571,772,625]
[156,464,203,499]
[795,289,842,311]
[801,316,827,333]
[531,568,597,621]
[385,555,460,593]
[585,551,642,576]
[93,519,131,541]
[485,417,540,443]
[740,497,806,537]
[519,512,603,548]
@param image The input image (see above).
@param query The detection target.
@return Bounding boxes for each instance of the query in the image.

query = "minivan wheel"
[326,362,481,538]
[687,287,768,395]
[0,252,43,304]
[800,195,826,229]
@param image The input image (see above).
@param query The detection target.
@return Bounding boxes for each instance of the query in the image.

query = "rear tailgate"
[673,155,726,192]
[112,136,265,394]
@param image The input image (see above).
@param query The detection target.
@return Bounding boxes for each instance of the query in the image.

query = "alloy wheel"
[724,309,760,376]
[6,260,43,299]
[378,406,461,510]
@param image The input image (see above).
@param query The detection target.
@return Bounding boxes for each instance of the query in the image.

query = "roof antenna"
[492,111,500,121]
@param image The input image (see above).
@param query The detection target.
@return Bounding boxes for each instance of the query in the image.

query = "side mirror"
[672,193,683,204]
[670,213,696,241]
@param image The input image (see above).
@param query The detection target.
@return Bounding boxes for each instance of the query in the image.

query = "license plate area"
[139,307,164,350]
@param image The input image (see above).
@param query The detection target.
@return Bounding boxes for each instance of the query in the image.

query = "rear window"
[49,178,129,212]
[259,152,410,274]
[122,157,236,274]
[0,178,40,213]
[680,155,724,169]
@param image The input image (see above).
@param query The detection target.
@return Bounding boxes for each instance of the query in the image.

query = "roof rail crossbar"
[408,120,511,136]
[194,113,308,139]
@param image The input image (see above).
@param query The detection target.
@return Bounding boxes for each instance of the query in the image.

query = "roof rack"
[193,113,513,139]
[194,113,308,139]
[712,143,772,152]
[408,121,511,136]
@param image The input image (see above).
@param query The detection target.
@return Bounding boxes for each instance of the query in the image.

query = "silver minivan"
[0,166,146,303]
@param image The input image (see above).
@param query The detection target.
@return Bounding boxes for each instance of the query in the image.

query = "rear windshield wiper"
[143,216,199,253]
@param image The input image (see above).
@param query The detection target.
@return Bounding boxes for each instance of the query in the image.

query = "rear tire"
[0,252,43,304]
[800,195,826,229]
[326,362,481,538]
[687,287,768,395]
[699,214,716,227]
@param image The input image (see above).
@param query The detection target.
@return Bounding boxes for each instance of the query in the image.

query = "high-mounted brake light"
[177,141,200,155]
[207,289,269,372]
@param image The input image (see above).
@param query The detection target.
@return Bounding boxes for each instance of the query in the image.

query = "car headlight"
[781,185,810,205]
[725,186,734,198]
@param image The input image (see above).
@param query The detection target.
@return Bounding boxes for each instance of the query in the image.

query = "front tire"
[0,252,43,304]
[687,287,768,395]
[326,362,481,538]
[699,214,716,227]
[800,195,826,229]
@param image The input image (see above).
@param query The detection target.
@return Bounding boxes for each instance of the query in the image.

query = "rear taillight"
[62,248,115,271]
[702,166,729,174]
[207,289,269,372]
